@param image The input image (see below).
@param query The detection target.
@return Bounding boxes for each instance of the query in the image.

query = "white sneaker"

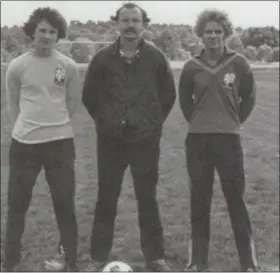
[184,263,208,272]
[148,259,172,272]
[43,246,65,271]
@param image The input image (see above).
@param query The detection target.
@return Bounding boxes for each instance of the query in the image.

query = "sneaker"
[244,267,260,272]
[147,259,172,272]
[84,261,106,272]
[43,251,65,271]
[1,265,18,272]
[184,263,208,272]
[64,263,79,272]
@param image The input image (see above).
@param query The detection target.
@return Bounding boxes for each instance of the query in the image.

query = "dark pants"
[3,138,78,268]
[185,133,258,271]
[90,134,164,263]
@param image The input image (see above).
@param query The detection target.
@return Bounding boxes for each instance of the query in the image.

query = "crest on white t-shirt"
[223,72,235,88]
[54,67,66,85]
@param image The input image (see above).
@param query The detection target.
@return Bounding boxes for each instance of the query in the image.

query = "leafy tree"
[257,44,273,62]
[1,32,21,54]
[1,48,12,63]
[226,34,245,55]
[272,47,279,62]
[244,46,257,61]
[235,27,243,34]
[71,38,92,63]
[184,38,204,56]
[1,20,279,62]
[240,27,279,48]
[142,30,154,42]
[154,27,178,53]
[55,39,73,58]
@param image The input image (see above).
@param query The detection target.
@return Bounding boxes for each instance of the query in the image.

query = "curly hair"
[110,2,151,24]
[23,7,67,40]
[194,9,233,38]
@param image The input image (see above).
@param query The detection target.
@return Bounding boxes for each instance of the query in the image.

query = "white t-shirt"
[5,50,81,144]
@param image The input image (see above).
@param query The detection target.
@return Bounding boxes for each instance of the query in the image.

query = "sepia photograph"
[1,1,279,272]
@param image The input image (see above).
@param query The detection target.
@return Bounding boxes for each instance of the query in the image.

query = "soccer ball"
[102,261,133,272]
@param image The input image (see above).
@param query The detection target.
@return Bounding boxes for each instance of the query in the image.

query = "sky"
[1,1,279,28]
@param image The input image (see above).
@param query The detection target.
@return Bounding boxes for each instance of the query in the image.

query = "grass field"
[1,67,279,272]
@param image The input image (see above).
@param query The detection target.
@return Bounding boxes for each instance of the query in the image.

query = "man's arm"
[66,63,81,118]
[6,63,21,127]
[238,64,256,124]
[178,61,194,123]
[82,55,104,120]
[157,54,176,121]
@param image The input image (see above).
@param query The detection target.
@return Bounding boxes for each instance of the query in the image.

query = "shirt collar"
[108,36,146,56]
[119,48,140,58]
[195,46,235,59]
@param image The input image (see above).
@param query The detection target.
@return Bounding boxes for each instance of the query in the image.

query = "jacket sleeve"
[238,62,256,124]
[179,61,194,123]
[157,54,176,121]
[82,55,104,120]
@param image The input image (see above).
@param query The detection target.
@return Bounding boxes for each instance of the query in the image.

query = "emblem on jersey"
[223,72,235,88]
[54,67,66,85]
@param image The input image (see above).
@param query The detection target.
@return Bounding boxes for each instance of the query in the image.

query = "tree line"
[1,20,279,63]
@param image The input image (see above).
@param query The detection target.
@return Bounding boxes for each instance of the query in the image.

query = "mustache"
[124,27,136,33]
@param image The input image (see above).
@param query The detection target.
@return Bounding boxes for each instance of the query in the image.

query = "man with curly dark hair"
[179,9,259,272]
[2,7,80,272]
[82,2,176,272]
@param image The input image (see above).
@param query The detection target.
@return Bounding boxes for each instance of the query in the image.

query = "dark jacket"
[179,48,256,134]
[82,38,176,141]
